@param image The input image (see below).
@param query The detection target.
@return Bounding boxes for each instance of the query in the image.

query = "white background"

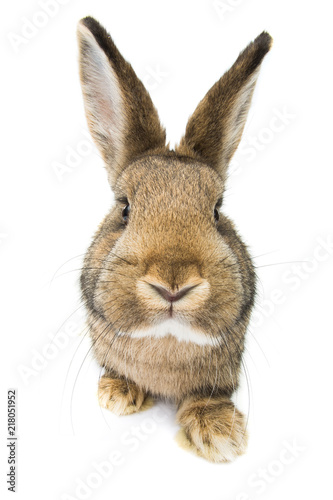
[1,1,333,499]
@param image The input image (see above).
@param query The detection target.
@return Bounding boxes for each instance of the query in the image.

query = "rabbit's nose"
[149,284,198,303]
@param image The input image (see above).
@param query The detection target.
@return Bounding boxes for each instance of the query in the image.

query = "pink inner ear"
[94,91,115,127]
[78,23,125,166]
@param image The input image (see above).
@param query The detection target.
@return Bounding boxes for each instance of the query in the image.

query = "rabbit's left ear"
[77,17,166,187]
[176,32,272,180]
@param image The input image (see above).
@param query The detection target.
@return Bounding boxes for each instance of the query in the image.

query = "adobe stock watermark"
[17,316,84,385]
[233,438,306,499]
[230,107,296,177]
[7,0,73,53]
[0,232,8,245]
[51,129,95,183]
[142,65,169,91]
[61,405,173,500]
[252,234,333,329]
[212,0,246,21]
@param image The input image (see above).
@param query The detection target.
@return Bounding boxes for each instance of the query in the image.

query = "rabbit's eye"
[122,203,130,224]
[214,198,222,222]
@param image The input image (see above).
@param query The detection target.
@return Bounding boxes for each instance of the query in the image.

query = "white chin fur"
[119,318,219,346]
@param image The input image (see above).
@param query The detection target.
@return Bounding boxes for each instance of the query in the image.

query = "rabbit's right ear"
[77,17,166,187]
[176,32,272,181]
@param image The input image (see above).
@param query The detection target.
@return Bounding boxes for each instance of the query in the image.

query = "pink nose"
[149,284,197,303]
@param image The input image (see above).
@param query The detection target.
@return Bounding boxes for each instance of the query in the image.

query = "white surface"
[1,1,332,499]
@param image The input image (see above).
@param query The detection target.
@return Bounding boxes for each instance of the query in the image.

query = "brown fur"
[175,396,248,462]
[176,32,272,180]
[98,374,154,415]
[77,17,167,187]
[77,17,272,462]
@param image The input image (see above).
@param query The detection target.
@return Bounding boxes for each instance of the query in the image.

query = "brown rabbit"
[77,16,272,462]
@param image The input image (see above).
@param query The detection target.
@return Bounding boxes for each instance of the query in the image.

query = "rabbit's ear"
[176,32,272,180]
[77,17,166,187]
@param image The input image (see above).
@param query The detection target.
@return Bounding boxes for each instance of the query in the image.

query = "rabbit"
[77,16,272,463]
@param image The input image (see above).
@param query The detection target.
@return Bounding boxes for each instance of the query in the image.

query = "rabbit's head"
[78,17,272,346]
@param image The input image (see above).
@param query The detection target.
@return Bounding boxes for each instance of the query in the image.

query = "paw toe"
[98,376,152,416]
[176,396,248,462]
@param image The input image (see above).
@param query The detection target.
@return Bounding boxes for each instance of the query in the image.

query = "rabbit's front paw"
[98,375,153,416]
[175,396,248,462]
